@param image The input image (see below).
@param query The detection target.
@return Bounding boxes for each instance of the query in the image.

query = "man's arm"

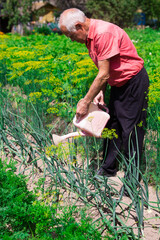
[76,59,110,120]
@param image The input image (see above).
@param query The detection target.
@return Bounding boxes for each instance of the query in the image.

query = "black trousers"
[102,67,149,175]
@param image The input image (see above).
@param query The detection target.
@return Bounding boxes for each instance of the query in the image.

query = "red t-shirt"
[86,19,144,87]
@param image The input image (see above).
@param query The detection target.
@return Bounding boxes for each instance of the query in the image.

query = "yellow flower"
[137,121,143,127]
[0,34,9,39]
[47,107,59,114]
[24,80,32,85]
[101,128,118,139]
[29,92,42,103]
[45,145,57,157]
[39,55,53,60]
[13,51,35,59]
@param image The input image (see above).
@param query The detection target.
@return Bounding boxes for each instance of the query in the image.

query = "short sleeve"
[95,32,120,61]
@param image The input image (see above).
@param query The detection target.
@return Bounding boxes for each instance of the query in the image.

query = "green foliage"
[0,158,57,239]
[0,28,160,184]
[0,98,146,239]
[0,33,96,123]
[1,0,33,28]
[34,25,52,35]
[0,158,105,240]
[86,0,138,27]
[139,0,160,26]
[0,29,160,239]
[53,206,102,240]
[86,0,160,27]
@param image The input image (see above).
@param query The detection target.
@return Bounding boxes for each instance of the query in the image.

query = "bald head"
[58,8,86,32]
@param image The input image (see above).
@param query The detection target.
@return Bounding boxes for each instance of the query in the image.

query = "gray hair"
[58,8,86,32]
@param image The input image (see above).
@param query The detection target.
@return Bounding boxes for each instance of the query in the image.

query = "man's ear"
[75,23,83,31]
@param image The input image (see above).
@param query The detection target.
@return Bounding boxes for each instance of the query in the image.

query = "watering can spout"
[52,131,85,146]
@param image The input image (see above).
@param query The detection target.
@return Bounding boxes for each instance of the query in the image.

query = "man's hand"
[93,90,105,105]
[76,98,90,121]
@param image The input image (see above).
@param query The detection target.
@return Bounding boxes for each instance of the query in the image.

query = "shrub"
[0,158,56,239]
[34,25,52,35]
[86,0,138,27]
[0,158,104,240]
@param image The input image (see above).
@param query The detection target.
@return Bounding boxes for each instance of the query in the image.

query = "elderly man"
[58,8,149,177]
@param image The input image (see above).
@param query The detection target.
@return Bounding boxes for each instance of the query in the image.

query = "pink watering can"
[52,102,110,145]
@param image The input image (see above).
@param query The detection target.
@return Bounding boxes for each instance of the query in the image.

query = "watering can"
[52,102,110,145]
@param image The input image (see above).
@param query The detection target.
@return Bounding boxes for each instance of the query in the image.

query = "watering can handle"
[97,103,109,113]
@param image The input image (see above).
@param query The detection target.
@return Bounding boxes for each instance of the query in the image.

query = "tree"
[54,0,87,11]
[139,0,160,27]
[86,0,139,28]
[1,0,33,29]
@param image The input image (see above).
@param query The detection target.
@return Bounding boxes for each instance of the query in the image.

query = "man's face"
[61,25,87,44]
